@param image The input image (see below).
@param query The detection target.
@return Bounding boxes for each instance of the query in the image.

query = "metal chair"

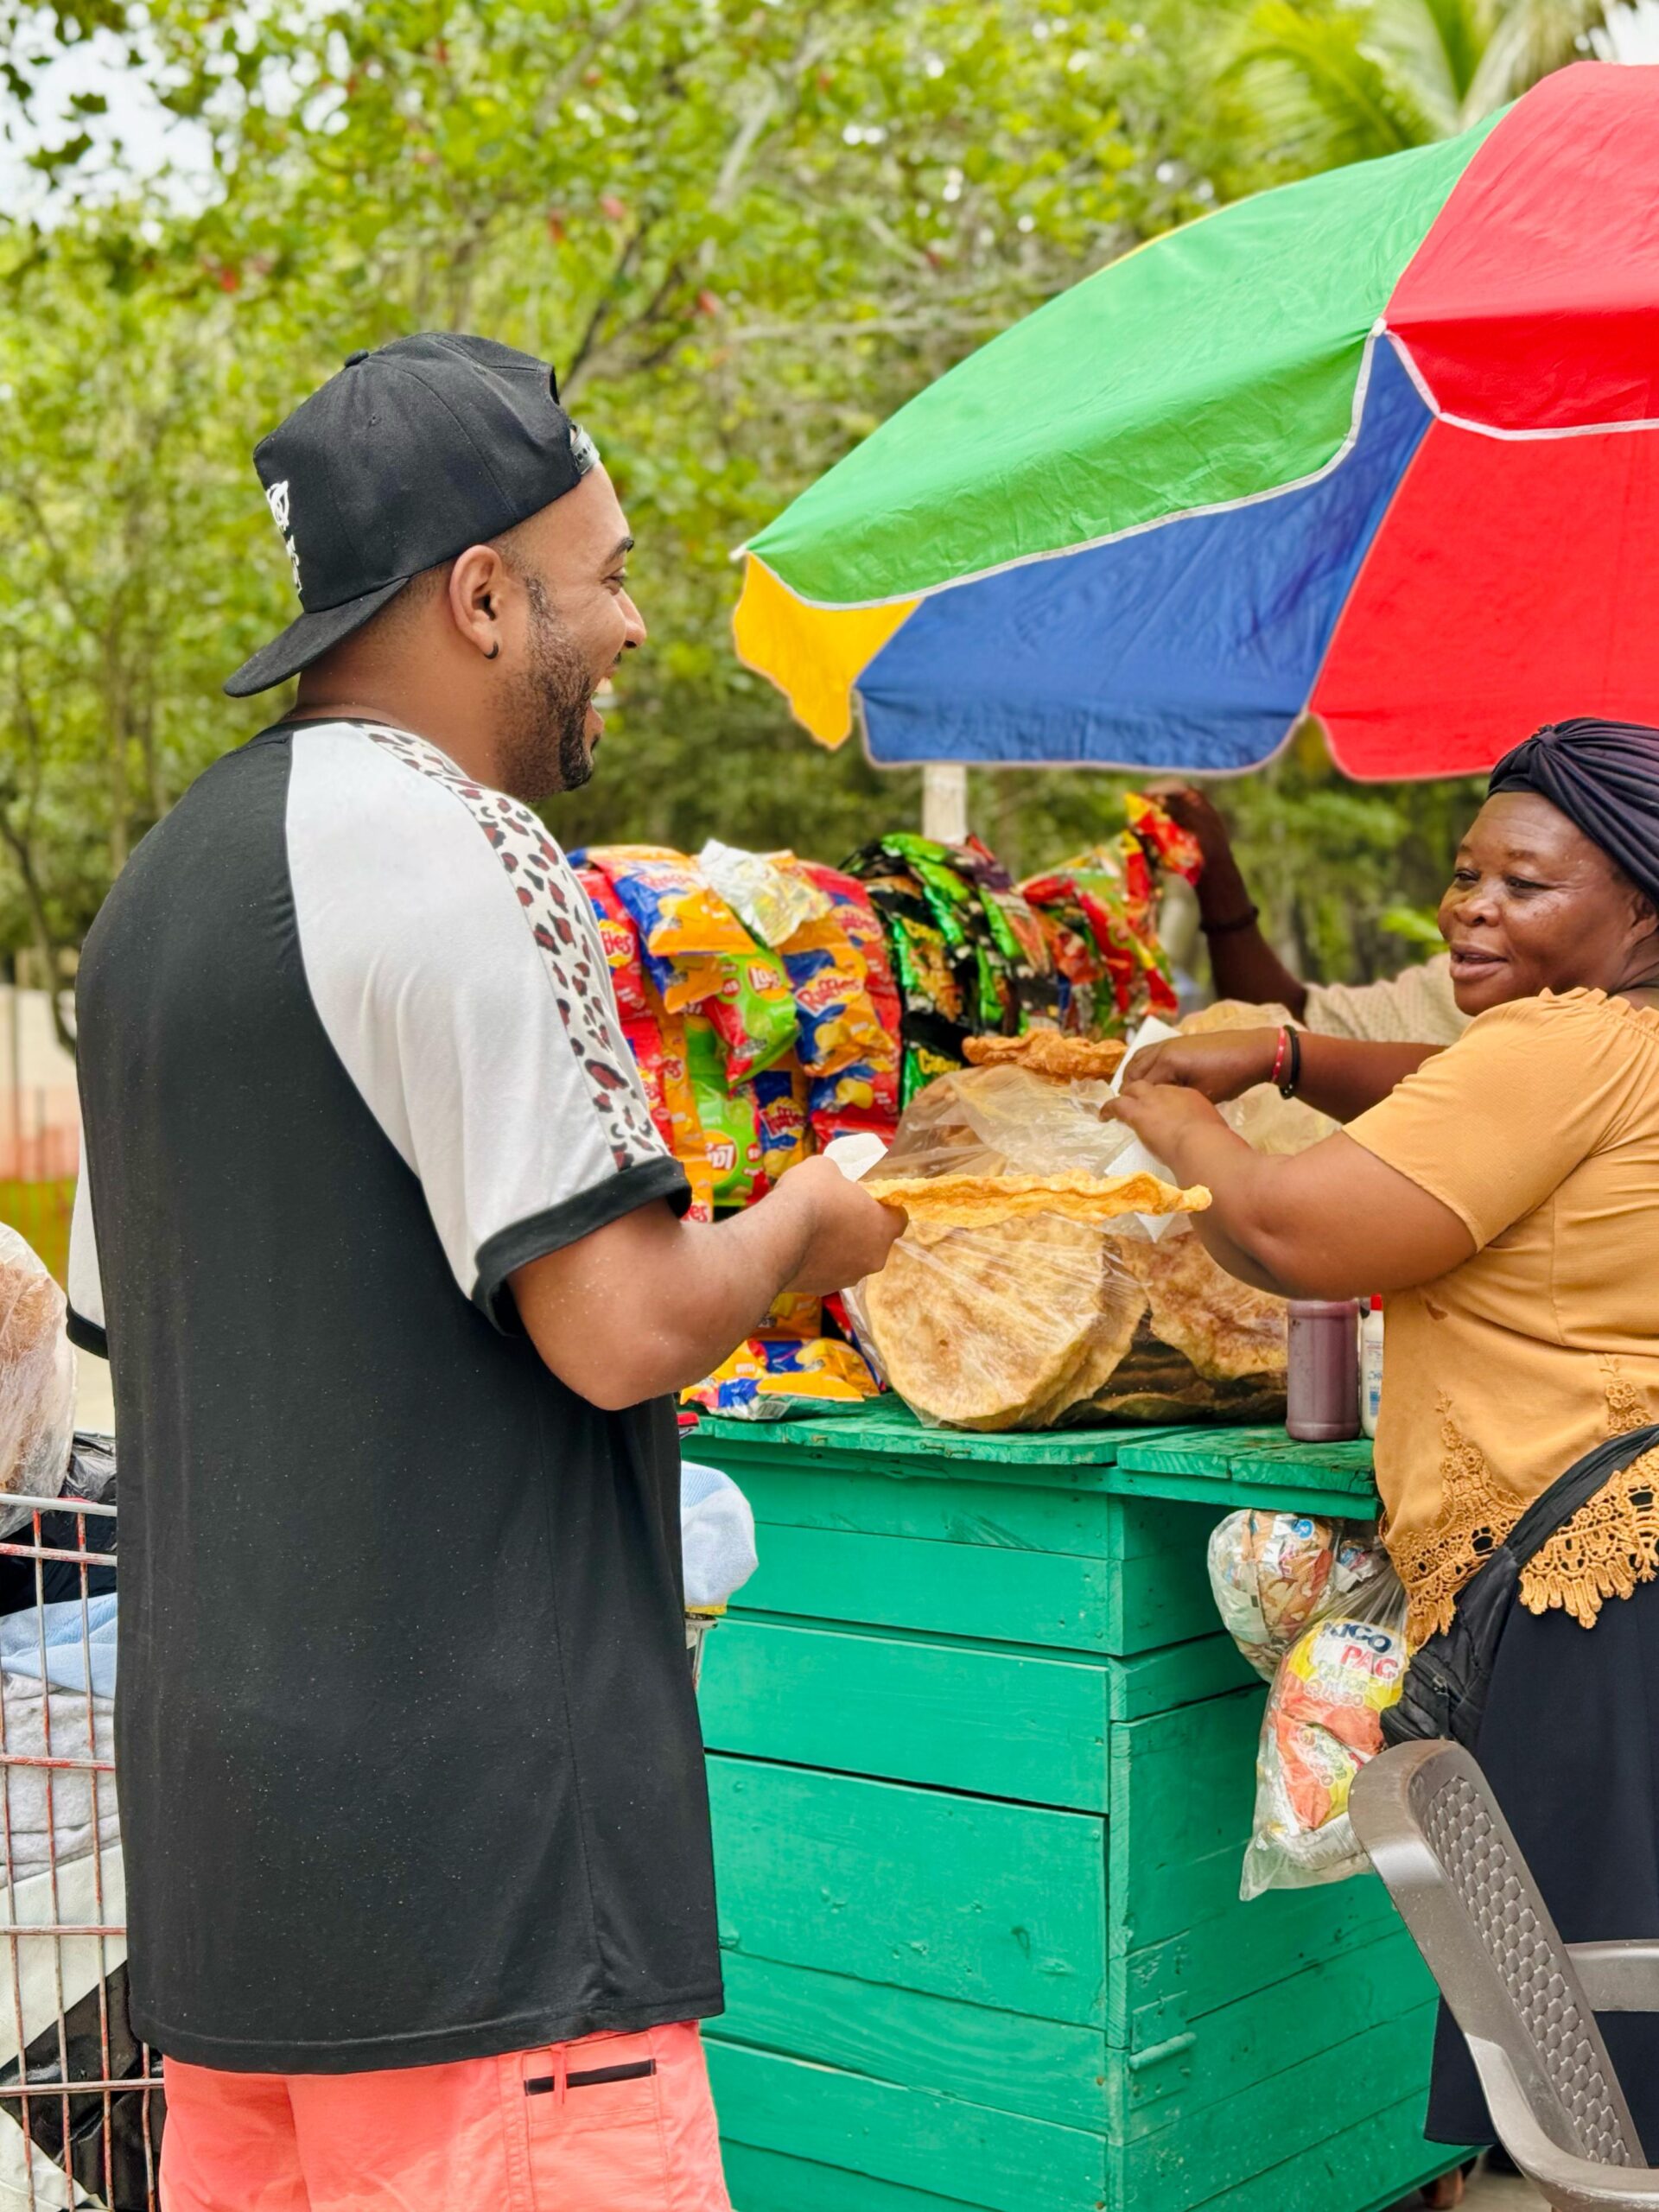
[1351,1739,1659,2210]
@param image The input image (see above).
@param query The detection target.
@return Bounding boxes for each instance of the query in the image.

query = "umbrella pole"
[921,764,968,844]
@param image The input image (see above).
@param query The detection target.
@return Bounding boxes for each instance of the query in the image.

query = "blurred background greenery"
[0,0,1627,1044]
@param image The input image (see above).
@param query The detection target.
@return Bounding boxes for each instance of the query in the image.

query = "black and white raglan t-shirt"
[67,719,719,2073]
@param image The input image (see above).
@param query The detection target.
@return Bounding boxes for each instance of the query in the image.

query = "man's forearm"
[512,1185,822,1411]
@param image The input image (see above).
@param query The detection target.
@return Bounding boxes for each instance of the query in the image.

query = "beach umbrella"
[734,63,1659,781]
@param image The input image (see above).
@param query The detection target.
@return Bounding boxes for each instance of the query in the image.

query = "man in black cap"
[66,334,901,2209]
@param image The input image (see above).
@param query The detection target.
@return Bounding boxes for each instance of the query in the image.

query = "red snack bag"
[621,1016,674,1154]
[576,866,649,1020]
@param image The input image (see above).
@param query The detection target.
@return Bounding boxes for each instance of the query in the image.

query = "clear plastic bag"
[845,1067,1154,1432]
[0,1228,75,1538]
[849,1065,1287,1429]
[1236,1541,1408,1899]
[1208,1510,1390,1681]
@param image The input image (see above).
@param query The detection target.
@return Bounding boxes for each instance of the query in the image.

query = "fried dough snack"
[963,1033,1128,1082]
[861,1215,1146,1431]
[868,1169,1211,1229]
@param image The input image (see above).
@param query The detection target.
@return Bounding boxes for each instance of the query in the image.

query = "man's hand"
[772,1155,906,1294]
[1119,1030,1279,1103]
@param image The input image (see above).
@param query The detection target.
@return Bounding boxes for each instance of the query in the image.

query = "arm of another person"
[1111,995,1630,1299]
[1121,1027,1443,1122]
[512,1158,901,1411]
[1154,785,1309,1017]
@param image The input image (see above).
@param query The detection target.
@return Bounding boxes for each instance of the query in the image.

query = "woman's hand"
[1108,1078,1230,1172]
[1119,1030,1279,1103]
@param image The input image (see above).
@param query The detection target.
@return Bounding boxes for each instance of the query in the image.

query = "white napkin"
[1107,1015,1189,1243]
[823,1130,890,1182]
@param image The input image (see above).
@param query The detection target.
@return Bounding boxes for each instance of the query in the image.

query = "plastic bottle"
[1359,1294,1384,1439]
[1285,1300,1361,1442]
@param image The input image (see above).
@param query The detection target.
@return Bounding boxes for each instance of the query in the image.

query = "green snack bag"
[685,1012,764,1205]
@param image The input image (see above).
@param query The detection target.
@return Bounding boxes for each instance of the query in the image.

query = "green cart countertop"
[685,1402,1456,2212]
[690,1396,1380,1518]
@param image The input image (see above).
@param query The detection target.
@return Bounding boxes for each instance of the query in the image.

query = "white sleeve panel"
[67,1166,105,1346]
[285,725,683,1323]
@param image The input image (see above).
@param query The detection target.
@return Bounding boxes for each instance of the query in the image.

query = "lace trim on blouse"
[1389,1370,1659,1644]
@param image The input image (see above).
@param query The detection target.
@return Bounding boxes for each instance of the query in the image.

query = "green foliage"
[0,0,1609,1044]
[1224,0,1617,181]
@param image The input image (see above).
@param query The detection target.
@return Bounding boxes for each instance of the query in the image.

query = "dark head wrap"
[1488,718,1659,910]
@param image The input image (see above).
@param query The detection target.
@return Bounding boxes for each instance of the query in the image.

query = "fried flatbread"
[870,1169,1211,1228]
[963,1033,1128,1082]
[1110,1229,1286,1382]
[862,1214,1112,1431]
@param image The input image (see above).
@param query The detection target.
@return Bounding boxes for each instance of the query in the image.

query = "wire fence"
[0,1488,153,2209]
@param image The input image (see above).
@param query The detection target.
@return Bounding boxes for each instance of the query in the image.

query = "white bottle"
[1360,1295,1384,1438]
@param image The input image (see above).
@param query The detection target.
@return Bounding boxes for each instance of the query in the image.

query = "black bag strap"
[1503,1422,1659,1571]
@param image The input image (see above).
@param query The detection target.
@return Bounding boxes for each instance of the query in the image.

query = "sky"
[3,0,1659,217]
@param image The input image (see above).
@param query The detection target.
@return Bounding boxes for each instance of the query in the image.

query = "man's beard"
[495,575,597,801]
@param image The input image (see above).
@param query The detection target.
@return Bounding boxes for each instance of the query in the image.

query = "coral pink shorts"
[159,2021,730,2212]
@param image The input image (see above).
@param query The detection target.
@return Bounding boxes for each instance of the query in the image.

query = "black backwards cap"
[225,333,598,697]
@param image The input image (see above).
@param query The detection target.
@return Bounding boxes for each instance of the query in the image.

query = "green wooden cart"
[688,1400,1465,2212]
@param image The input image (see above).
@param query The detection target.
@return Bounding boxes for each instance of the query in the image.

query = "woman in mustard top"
[1113,718,1659,2161]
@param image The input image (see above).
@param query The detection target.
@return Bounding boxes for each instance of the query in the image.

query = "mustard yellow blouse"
[1346,989,1659,1645]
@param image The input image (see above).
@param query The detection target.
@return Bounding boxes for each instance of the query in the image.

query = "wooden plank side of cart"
[690,1406,1459,2212]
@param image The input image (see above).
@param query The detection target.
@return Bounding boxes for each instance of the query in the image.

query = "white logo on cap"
[265,478,302,594]
[569,423,599,479]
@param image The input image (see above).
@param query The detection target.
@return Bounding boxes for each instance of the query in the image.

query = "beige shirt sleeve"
[1303,954,1466,1046]
[1345,991,1647,1248]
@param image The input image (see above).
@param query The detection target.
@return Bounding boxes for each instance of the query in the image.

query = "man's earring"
[485,640,500,661]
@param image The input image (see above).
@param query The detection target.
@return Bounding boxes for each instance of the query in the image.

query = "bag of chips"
[750,1061,810,1185]
[699,840,832,949]
[800,863,902,1028]
[582,846,756,963]
[685,1012,764,1207]
[576,866,650,1020]
[806,1063,899,1151]
[683,1333,882,1420]
[781,923,891,1077]
[621,1014,676,1153]
[705,949,798,1084]
[653,995,715,1223]
[765,1290,824,1338]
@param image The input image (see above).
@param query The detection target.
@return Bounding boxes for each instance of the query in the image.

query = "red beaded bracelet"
[1270,1027,1291,1090]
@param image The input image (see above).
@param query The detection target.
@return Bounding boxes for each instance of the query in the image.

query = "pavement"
[1389,2158,1540,2209]
[1464,2163,1540,2207]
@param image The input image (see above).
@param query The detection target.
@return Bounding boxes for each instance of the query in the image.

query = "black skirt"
[1426,1570,1659,2156]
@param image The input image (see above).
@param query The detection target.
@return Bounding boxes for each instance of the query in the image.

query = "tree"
[1224,0,1624,178]
[1,0,1228,1034]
